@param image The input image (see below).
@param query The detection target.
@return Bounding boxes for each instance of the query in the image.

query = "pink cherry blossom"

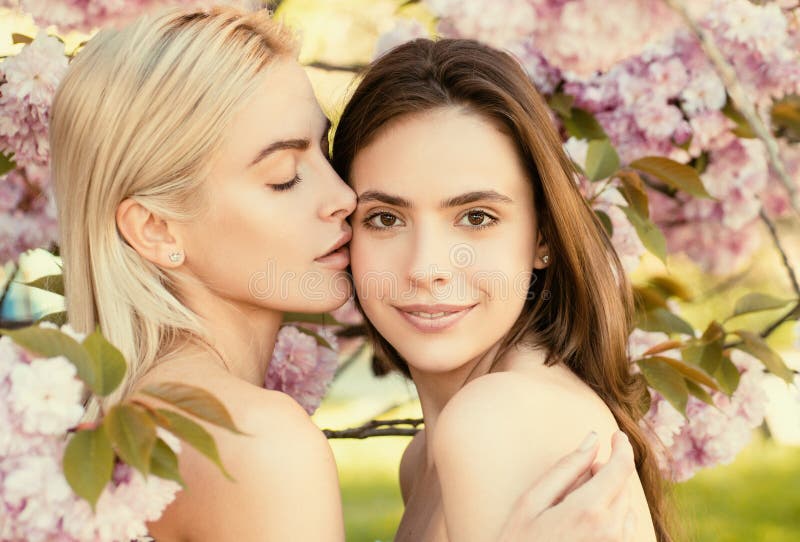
[264,325,339,415]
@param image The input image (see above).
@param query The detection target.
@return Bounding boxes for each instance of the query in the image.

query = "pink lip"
[314,229,352,270]
[394,303,477,333]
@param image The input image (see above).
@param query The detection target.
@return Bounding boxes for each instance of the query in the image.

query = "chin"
[395,342,482,375]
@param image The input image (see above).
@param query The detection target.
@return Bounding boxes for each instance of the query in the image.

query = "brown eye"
[467,210,486,225]
[458,209,498,229]
[364,211,403,229]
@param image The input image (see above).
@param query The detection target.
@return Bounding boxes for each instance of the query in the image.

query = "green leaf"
[618,205,667,264]
[105,404,157,477]
[700,337,724,374]
[0,326,96,389]
[294,325,334,350]
[701,320,726,343]
[730,293,793,319]
[722,97,756,139]
[152,408,234,481]
[637,358,689,415]
[140,382,245,435]
[645,355,719,391]
[37,311,68,326]
[715,355,741,395]
[734,330,794,382]
[562,107,608,141]
[636,307,695,337]
[594,209,613,237]
[630,156,712,198]
[633,285,669,312]
[686,380,716,406]
[548,92,575,119]
[150,438,185,488]
[0,153,16,176]
[282,312,342,326]
[648,276,693,302]
[82,327,127,396]
[63,426,114,510]
[11,33,33,45]
[617,170,649,219]
[585,139,620,182]
[771,96,800,141]
[19,274,64,296]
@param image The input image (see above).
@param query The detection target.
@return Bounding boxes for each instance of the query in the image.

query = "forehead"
[215,58,326,167]
[350,108,530,202]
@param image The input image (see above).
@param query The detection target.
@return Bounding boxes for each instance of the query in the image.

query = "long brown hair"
[331,38,671,541]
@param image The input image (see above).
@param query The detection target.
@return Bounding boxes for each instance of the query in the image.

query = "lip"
[314,229,352,270]
[394,303,477,333]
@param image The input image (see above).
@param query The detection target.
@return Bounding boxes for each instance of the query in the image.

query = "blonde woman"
[50,7,638,541]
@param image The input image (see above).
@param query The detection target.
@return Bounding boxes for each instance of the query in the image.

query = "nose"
[405,223,453,294]
[318,162,357,222]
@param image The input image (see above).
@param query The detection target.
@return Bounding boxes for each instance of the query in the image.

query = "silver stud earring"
[542,254,550,264]
[169,251,183,263]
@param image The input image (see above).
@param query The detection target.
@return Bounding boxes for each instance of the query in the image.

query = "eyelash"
[271,174,302,192]
[362,209,499,230]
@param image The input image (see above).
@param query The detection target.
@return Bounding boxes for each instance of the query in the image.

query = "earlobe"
[116,198,185,268]
[533,236,551,270]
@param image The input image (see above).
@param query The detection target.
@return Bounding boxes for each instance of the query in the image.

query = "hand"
[497,431,637,542]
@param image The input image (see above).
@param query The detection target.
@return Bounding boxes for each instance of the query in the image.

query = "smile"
[394,303,477,333]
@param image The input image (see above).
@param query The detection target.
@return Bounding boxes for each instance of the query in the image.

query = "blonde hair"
[49,6,296,415]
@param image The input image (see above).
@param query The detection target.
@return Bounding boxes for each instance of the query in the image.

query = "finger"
[518,431,600,516]
[554,466,593,506]
[567,431,635,508]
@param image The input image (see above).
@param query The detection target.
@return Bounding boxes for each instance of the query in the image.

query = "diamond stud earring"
[542,254,550,264]
[169,251,183,263]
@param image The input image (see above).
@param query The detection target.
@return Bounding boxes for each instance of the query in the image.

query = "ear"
[532,233,550,270]
[116,198,184,268]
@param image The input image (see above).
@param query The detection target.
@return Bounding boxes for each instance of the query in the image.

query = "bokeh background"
[1,1,799,541]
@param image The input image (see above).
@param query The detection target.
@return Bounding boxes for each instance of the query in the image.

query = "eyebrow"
[357,189,513,208]
[249,119,332,167]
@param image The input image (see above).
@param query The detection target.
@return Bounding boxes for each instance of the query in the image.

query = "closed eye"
[270,174,302,192]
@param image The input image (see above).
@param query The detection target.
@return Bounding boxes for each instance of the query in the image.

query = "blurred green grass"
[331,432,800,542]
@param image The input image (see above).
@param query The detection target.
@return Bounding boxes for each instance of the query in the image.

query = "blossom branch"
[323,417,423,439]
[760,209,800,298]
[663,0,800,218]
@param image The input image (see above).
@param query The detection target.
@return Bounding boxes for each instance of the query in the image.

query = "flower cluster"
[631,329,768,482]
[0,34,65,263]
[0,323,181,542]
[264,325,340,415]
[407,0,800,274]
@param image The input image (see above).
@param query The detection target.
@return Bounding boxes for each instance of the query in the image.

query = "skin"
[116,58,637,541]
[349,107,657,542]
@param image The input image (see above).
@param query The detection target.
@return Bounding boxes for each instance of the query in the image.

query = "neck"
[177,280,283,387]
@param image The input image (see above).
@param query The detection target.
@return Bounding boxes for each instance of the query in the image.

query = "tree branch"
[323,417,423,439]
[663,0,800,218]
[760,208,800,298]
[304,61,367,73]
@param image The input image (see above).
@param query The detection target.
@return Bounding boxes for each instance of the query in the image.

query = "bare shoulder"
[135,356,343,541]
[434,368,619,462]
[431,366,655,542]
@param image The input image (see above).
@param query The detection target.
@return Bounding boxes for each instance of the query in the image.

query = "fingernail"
[579,431,598,452]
